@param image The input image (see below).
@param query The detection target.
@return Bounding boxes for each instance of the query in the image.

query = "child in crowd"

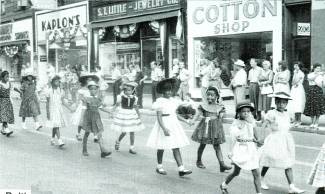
[259,92,305,194]
[146,78,192,177]
[220,101,262,194]
[46,75,72,147]
[190,86,232,172]
[308,143,325,194]
[0,71,14,136]
[81,81,111,158]
[112,81,145,154]
[15,73,42,130]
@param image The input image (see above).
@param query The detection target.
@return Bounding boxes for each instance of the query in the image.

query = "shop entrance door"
[293,37,310,69]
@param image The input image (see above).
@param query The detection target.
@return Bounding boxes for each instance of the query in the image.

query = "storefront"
[0,18,33,84]
[311,0,325,66]
[90,0,184,91]
[35,1,89,88]
[187,0,282,98]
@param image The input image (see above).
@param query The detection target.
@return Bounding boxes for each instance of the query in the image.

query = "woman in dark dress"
[0,71,14,136]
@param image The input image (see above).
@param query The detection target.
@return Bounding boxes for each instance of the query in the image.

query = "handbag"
[261,85,273,95]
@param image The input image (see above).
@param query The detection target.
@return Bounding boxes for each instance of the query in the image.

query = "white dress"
[46,88,67,128]
[288,70,306,113]
[230,119,260,170]
[260,109,295,169]
[71,88,89,126]
[146,97,190,149]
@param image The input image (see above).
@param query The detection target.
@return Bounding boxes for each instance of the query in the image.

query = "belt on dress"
[236,139,254,143]
[162,114,170,117]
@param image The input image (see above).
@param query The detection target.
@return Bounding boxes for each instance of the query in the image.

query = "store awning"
[90,10,179,29]
[0,40,29,47]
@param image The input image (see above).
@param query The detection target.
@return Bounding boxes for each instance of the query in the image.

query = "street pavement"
[0,95,323,194]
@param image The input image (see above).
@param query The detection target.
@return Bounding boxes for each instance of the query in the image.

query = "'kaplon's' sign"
[188,0,282,36]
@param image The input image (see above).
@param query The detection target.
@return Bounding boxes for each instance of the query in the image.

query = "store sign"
[188,0,282,36]
[36,4,88,42]
[0,24,12,42]
[297,23,310,36]
[0,23,30,43]
[94,0,180,20]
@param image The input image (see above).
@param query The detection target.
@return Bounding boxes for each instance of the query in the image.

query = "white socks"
[130,145,135,150]
[157,164,163,169]
[178,165,185,171]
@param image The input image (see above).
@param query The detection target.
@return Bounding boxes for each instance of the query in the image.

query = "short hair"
[0,71,9,80]
[312,63,322,72]
[293,61,303,70]
[278,60,288,71]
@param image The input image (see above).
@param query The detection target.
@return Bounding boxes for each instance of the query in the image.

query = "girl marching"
[81,81,111,158]
[307,143,325,194]
[220,101,262,194]
[190,86,232,172]
[15,73,42,131]
[0,71,14,136]
[112,81,145,154]
[46,75,72,147]
[259,92,305,194]
[146,78,192,177]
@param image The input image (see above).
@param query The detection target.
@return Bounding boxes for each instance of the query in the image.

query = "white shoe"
[22,123,27,130]
[35,123,42,131]
[50,138,56,146]
[4,127,13,134]
[57,139,65,147]
[289,186,305,193]
[261,180,269,190]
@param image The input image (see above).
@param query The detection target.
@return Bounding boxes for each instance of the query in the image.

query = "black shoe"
[178,169,192,177]
[101,152,112,158]
[1,130,7,135]
[220,162,232,172]
[6,131,13,137]
[220,184,229,194]
[196,161,206,169]
[94,138,99,143]
[156,168,167,175]
[129,149,137,154]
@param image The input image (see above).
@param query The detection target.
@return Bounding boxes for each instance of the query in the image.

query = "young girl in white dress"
[146,78,192,177]
[220,101,262,194]
[259,92,305,194]
[112,81,145,154]
[46,75,71,147]
[308,143,325,194]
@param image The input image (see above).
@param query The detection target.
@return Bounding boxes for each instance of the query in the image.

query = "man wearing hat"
[231,59,247,106]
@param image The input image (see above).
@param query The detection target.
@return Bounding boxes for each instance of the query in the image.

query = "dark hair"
[293,61,303,70]
[274,97,289,104]
[278,61,288,71]
[0,71,9,81]
[312,63,322,72]
[316,187,325,194]
[51,75,61,86]
[206,87,220,102]
[96,66,101,70]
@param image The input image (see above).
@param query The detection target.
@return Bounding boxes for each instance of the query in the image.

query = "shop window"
[193,31,273,88]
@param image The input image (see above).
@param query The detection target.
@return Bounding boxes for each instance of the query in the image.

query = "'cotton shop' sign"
[188,0,282,36]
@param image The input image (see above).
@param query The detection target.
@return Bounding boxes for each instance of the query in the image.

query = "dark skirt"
[249,83,260,110]
[304,85,325,117]
[191,118,225,145]
[258,94,272,112]
[19,96,41,117]
[82,109,104,134]
[0,97,14,124]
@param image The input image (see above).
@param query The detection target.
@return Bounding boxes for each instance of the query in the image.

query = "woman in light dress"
[258,60,274,114]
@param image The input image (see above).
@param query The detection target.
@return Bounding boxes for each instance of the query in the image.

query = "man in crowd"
[112,64,122,105]
[231,59,247,105]
[178,61,191,100]
[151,61,164,102]
[248,58,262,120]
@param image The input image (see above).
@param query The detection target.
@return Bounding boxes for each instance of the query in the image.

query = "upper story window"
[1,0,5,15]
[17,0,30,10]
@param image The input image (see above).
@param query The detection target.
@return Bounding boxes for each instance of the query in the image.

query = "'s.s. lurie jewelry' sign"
[94,0,180,20]
[188,0,282,36]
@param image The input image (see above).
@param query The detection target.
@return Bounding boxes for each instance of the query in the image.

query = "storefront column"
[92,29,99,72]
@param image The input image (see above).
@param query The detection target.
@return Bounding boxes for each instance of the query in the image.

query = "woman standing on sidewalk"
[258,60,274,115]
[16,73,42,131]
[0,71,14,136]
[304,63,325,130]
[146,78,192,177]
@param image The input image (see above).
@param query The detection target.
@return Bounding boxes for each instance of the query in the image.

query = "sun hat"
[156,78,177,94]
[236,101,255,112]
[234,59,245,67]
[79,72,99,83]
[87,80,99,88]
[121,81,138,89]
[268,92,292,100]
[205,86,220,95]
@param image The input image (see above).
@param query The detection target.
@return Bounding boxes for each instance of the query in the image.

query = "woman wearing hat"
[259,92,305,193]
[112,81,145,154]
[146,78,192,177]
[15,73,42,131]
[220,101,262,194]
[231,59,247,105]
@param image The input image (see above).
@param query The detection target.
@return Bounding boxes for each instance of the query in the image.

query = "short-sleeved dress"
[146,97,190,149]
[308,143,325,187]
[71,88,89,126]
[287,70,306,113]
[46,88,66,128]
[229,119,259,170]
[259,109,295,169]
[0,82,14,124]
[82,96,104,134]
[111,93,145,133]
[191,103,226,145]
[19,81,41,118]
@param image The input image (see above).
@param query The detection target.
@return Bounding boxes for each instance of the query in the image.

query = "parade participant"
[178,62,191,101]
[287,62,306,126]
[248,58,262,120]
[46,75,72,147]
[258,60,274,115]
[72,74,99,141]
[134,65,147,108]
[15,73,42,131]
[259,92,305,194]
[308,143,325,194]
[0,71,14,136]
[190,86,232,171]
[81,81,111,158]
[150,61,164,102]
[304,63,325,129]
[112,81,145,154]
[220,101,262,194]
[146,78,192,177]
[112,63,122,105]
[230,59,247,106]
